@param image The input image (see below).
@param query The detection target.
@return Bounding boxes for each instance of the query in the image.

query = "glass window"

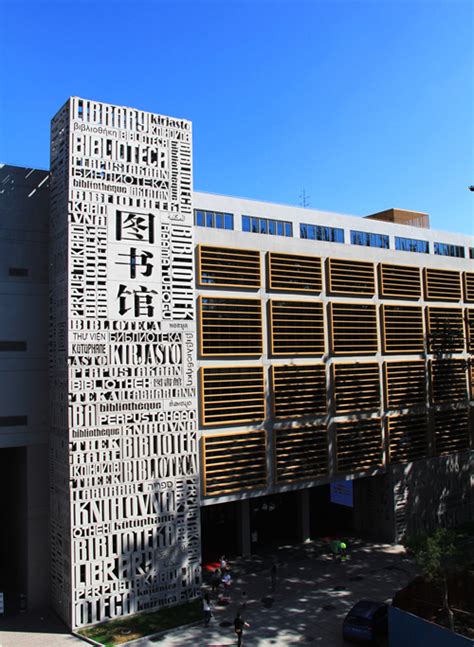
[242,215,293,237]
[469,247,474,259]
[196,210,204,226]
[195,209,235,230]
[300,223,344,243]
[395,237,429,253]
[351,230,389,249]
[434,242,465,258]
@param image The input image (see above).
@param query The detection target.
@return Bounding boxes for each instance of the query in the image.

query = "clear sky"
[0,0,472,236]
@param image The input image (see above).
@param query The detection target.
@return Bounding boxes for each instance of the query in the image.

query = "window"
[0,341,27,351]
[470,248,474,259]
[194,209,234,230]
[300,224,344,243]
[0,416,27,426]
[434,242,465,258]
[351,230,389,249]
[242,215,292,237]
[9,267,29,277]
[395,237,429,254]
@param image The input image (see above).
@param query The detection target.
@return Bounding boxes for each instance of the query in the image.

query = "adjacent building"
[0,97,472,629]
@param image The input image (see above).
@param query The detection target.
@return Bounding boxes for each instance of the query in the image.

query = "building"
[0,97,472,629]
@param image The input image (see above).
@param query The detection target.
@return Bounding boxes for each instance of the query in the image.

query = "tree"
[410,527,463,632]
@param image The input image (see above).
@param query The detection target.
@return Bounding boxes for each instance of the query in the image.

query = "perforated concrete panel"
[49,98,200,628]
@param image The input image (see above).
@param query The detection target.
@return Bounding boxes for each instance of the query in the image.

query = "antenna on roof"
[299,188,310,208]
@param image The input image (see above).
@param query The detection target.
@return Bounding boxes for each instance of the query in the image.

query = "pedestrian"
[240,589,247,610]
[211,568,221,593]
[270,562,277,591]
[233,611,249,646]
[340,540,347,562]
[220,554,229,572]
[202,593,212,626]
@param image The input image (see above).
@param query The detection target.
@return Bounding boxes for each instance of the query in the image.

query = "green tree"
[411,527,463,632]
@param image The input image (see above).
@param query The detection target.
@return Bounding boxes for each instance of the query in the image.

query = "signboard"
[330,480,353,508]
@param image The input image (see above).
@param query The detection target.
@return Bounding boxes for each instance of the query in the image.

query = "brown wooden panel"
[424,269,462,301]
[203,431,267,496]
[427,307,465,353]
[270,300,325,355]
[464,273,474,302]
[388,413,428,463]
[382,305,424,354]
[333,363,380,414]
[385,361,426,409]
[268,252,322,293]
[335,418,383,472]
[198,245,261,288]
[467,309,474,353]
[199,296,263,356]
[328,258,375,296]
[272,364,326,419]
[201,366,265,426]
[330,303,378,355]
[434,409,470,456]
[379,264,421,299]
[431,359,468,404]
[275,424,328,484]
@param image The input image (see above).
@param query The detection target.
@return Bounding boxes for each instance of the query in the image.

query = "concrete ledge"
[72,620,202,647]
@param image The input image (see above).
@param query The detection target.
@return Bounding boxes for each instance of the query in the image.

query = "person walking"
[233,612,249,646]
[202,593,212,626]
[340,540,347,562]
[270,562,277,592]
[211,568,221,594]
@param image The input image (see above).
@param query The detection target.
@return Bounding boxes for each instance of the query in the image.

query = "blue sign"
[330,480,353,508]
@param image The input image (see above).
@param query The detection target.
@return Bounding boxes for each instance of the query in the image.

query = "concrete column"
[297,489,311,543]
[237,499,251,556]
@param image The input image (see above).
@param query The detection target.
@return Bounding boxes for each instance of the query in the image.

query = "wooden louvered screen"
[427,307,465,353]
[382,305,424,354]
[335,418,383,472]
[272,364,326,419]
[467,310,474,353]
[464,273,474,302]
[385,361,426,409]
[268,252,322,293]
[201,366,265,426]
[388,413,428,463]
[333,363,380,414]
[198,245,261,288]
[275,424,328,484]
[434,409,470,456]
[202,431,267,496]
[470,362,474,401]
[269,301,325,355]
[199,296,262,356]
[379,264,421,299]
[424,269,462,301]
[328,259,375,296]
[431,360,467,404]
[330,303,378,355]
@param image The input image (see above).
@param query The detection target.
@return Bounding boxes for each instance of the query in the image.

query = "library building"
[0,97,472,628]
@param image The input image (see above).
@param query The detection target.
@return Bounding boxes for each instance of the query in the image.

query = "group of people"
[202,554,250,645]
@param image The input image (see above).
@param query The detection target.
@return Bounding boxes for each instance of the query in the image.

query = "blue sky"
[0,0,472,235]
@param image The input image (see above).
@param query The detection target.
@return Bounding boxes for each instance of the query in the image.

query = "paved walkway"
[0,539,417,647]
[136,538,416,646]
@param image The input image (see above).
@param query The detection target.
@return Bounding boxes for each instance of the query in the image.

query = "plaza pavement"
[0,539,417,647]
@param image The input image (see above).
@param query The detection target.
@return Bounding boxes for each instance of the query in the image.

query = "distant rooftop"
[365,208,430,229]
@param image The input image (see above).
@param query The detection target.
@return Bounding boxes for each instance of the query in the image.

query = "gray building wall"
[0,164,50,608]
